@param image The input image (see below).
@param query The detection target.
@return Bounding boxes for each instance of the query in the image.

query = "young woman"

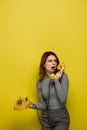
[29,51,70,130]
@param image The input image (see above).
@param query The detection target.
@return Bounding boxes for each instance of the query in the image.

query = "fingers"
[55,71,63,80]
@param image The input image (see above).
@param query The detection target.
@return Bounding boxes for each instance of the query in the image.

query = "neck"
[46,72,52,77]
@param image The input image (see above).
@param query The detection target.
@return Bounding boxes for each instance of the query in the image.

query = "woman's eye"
[48,60,57,63]
[54,60,57,62]
[48,60,52,62]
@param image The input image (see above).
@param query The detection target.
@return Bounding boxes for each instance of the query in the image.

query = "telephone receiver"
[14,97,30,111]
[50,62,66,80]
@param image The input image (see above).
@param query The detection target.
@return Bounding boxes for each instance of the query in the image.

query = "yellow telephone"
[50,63,66,80]
[14,97,30,111]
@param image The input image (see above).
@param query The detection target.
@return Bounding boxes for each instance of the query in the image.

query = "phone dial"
[14,97,29,111]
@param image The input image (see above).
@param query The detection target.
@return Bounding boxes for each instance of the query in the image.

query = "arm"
[54,73,69,103]
[29,81,47,110]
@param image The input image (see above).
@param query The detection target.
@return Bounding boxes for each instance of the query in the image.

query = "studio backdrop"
[0,0,87,130]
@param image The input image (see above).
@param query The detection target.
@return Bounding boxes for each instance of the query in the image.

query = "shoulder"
[60,72,69,82]
[63,72,69,78]
[36,80,42,89]
[36,75,50,89]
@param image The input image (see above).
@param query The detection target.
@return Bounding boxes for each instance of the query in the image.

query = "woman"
[29,51,70,130]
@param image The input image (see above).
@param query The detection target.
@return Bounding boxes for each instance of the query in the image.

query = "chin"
[51,71,55,73]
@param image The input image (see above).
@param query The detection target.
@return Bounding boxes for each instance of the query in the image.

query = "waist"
[43,107,68,115]
[46,103,65,110]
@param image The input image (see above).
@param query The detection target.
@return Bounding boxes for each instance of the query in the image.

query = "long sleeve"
[54,73,69,103]
[30,81,47,110]
[30,74,69,110]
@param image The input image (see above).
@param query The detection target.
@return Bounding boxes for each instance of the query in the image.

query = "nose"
[52,60,55,65]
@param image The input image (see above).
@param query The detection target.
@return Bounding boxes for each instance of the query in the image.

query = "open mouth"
[51,66,55,69]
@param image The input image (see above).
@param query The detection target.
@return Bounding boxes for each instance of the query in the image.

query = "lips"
[51,66,55,69]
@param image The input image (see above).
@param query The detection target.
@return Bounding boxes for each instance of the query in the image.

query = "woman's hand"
[25,97,32,108]
[55,70,63,80]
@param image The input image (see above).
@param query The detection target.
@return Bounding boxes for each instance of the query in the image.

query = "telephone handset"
[50,63,66,80]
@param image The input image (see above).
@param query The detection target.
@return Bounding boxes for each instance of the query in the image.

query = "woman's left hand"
[55,70,63,80]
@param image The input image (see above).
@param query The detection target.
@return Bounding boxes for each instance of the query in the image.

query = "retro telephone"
[14,96,31,111]
[50,62,66,80]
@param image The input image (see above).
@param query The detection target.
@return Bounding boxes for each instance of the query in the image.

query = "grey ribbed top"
[30,73,69,110]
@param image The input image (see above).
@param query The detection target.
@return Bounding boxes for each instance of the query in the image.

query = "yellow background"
[0,0,87,130]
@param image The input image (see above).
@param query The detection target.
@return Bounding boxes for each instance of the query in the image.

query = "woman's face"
[44,55,57,75]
